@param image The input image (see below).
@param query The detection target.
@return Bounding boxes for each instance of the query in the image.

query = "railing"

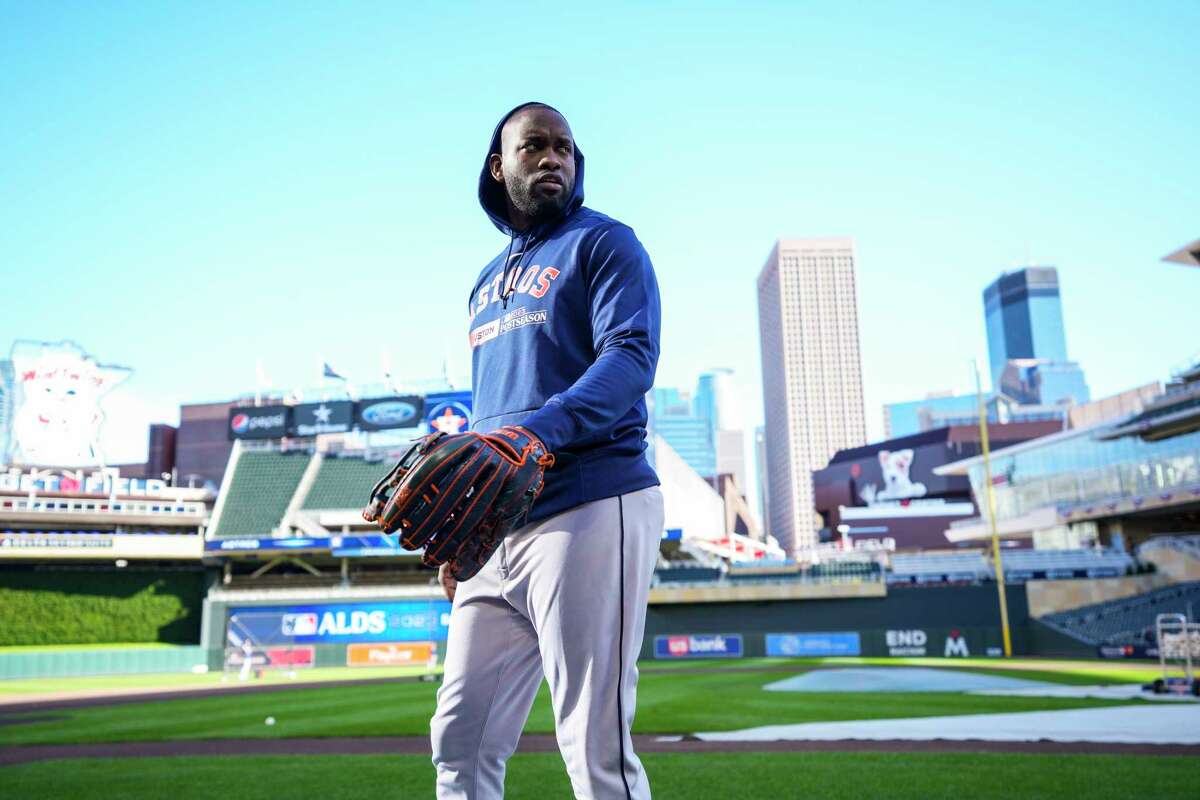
[1137,535,1200,561]
[0,496,207,517]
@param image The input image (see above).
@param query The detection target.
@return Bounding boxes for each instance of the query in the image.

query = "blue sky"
[2,1,1197,462]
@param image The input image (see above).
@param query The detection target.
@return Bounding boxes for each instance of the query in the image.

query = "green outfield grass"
[0,665,438,696]
[641,656,1172,684]
[0,654,1172,698]
[2,753,1197,800]
[0,667,1146,746]
[0,642,182,653]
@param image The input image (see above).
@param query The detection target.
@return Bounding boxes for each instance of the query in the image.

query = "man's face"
[490,107,576,227]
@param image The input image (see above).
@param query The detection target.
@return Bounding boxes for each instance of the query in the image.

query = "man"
[430,102,663,799]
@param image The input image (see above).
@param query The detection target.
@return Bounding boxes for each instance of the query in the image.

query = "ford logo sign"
[362,401,417,426]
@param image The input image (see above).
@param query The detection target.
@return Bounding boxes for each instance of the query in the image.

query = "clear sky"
[2,1,1197,463]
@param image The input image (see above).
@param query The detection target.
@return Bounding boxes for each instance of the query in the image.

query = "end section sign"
[654,633,743,659]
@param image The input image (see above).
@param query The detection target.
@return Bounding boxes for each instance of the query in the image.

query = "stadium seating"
[887,551,992,585]
[209,451,310,537]
[1137,535,1200,561]
[301,456,388,510]
[652,563,723,584]
[998,548,1135,581]
[1039,580,1200,645]
[886,548,1135,585]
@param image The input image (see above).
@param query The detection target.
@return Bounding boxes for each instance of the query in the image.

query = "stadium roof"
[1162,238,1200,267]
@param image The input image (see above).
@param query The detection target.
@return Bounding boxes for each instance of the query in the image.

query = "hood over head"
[478,102,585,236]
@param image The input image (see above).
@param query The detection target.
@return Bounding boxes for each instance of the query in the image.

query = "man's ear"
[489,153,504,183]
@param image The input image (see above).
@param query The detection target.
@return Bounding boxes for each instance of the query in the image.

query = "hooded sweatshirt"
[469,102,661,523]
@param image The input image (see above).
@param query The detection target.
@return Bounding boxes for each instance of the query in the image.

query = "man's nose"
[539,152,562,170]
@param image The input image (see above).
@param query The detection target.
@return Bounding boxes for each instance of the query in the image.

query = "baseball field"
[2,654,1198,799]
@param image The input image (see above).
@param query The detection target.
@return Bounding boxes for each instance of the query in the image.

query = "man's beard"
[506,173,572,224]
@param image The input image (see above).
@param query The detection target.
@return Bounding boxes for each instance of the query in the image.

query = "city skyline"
[2,4,1197,464]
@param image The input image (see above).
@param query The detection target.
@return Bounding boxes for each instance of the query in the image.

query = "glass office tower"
[983,266,1089,404]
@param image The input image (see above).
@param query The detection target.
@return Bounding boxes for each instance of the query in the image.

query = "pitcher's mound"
[765,667,1053,693]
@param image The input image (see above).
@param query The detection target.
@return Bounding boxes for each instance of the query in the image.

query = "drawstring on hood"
[478,102,585,309]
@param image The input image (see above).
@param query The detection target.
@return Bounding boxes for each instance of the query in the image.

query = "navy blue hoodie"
[469,102,661,523]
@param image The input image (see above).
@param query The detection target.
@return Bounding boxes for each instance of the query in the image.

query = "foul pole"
[974,361,1013,657]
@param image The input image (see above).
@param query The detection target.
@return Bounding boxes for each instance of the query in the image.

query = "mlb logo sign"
[281,613,318,637]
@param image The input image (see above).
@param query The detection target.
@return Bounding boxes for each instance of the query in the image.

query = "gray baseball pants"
[431,485,664,799]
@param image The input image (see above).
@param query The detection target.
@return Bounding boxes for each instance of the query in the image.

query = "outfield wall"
[0,646,208,680]
[641,584,1031,660]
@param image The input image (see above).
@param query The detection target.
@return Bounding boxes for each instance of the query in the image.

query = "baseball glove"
[362,426,554,581]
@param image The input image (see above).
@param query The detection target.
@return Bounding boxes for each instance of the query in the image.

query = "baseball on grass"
[264,716,276,726]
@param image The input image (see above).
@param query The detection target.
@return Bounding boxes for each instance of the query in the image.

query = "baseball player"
[431,102,664,799]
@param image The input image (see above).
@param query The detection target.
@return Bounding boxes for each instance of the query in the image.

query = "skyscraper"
[757,237,866,554]
[983,266,1089,405]
[695,369,747,492]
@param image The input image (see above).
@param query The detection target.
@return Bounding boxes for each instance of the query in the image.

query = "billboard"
[7,340,132,466]
[347,641,437,667]
[765,632,861,657]
[0,532,202,560]
[228,405,289,440]
[204,533,398,554]
[653,633,743,659]
[355,396,424,431]
[291,401,353,437]
[425,391,472,435]
[227,601,452,645]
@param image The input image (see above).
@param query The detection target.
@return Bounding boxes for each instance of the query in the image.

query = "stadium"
[1,338,1198,799]
[4,5,1200,795]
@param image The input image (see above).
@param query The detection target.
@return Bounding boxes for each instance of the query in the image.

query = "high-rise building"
[983,267,1069,388]
[695,369,747,492]
[647,387,716,478]
[0,359,12,465]
[753,425,768,537]
[757,237,866,554]
[982,266,1090,408]
[884,392,984,439]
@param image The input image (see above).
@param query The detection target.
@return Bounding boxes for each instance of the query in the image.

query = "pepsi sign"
[228,406,290,440]
[355,396,424,431]
[653,633,743,659]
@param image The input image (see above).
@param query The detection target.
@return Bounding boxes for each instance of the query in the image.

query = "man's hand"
[439,562,458,602]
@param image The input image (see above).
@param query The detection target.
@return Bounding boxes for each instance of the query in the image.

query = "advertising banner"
[265,646,315,668]
[224,645,314,670]
[877,627,995,658]
[355,396,425,431]
[228,405,290,440]
[205,534,398,554]
[766,632,861,657]
[347,641,437,667]
[653,633,743,659]
[0,533,202,560]
[425,391,473,435]
[291,401,353,437]
[1098,644,1160,660]
[228,601,452,645]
